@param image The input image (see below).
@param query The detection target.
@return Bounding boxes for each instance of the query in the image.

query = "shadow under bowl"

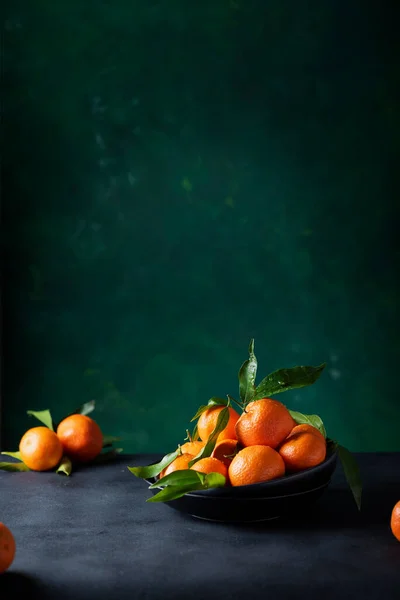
[145,447,338,523]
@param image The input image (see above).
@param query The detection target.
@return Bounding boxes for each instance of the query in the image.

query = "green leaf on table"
[57,456,73,476]
[190,397,228,422]
[238,338,258,406]
[337,444,362,511]
[253,363,326,400]
[91,448,123,464]
[27,409,54,430]
[147,470,226,503]
[127,449,180,479]
[0,461,30,472]
[102,435,122,448]
[288,410,327,438]
[1,451,23,461]
[188,406,230,467]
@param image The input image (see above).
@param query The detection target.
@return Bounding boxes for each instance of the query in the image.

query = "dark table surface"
[1,452,399,600]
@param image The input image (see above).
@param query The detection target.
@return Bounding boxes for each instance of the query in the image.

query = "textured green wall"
[3,1,399,453]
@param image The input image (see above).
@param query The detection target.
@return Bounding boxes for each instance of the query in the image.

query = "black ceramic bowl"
[146,447,337,523]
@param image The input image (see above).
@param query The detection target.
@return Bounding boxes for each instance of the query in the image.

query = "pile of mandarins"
[18,414,104,472]
[161,398,327,486]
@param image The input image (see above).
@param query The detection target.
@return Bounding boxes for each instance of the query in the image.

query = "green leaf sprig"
[237,339,325,410]
[147,470,226,503]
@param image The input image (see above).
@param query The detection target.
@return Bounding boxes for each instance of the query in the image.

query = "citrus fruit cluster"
[161,398,327,487]
[19,414,103,472]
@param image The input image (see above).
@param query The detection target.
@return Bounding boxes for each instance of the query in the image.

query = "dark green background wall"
[3,1,399,453]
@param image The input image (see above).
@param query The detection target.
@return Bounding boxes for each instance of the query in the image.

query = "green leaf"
[190,397,228,423]
[57,456,73,476]
[128,449,180,479]
[0,461,30,472]
[310,415,327,438]
[147,471,226,503]
[150,469,205,488]
[188,406,230,467]
[238,338,258,406]
[54,401,97,429]
[74,400,96,416]
[147,482,205,502]
[253,363,326,400]
[102,435,122,448]
[1,451,23,461]
[207,397,229,407]
[190,404,209,422]
[337,444,362,511]
[91,448,123,464]
[288,410,327,438]
[191,424,199,442]
[27,409,54,430]
[206,472,226,488]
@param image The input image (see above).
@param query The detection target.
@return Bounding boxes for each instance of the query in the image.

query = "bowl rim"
[146,446,337,498]
[170,480,332,502]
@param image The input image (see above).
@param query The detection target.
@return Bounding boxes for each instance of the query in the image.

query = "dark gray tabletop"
[1,452,399,599]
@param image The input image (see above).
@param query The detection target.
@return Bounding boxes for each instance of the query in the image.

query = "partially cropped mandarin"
[235,398,295,449]
[19,427,63,471]
[0,523,16,574]
[198,406,240,443]
[211,439,239,468]
[288,423,325,443]
[190,457,228,479]
[278,431,326,472]
[391,500,400,542]
[160,453,194,478]
[180,441,205,456]
[229,445,285,487]
[57,414,103,463]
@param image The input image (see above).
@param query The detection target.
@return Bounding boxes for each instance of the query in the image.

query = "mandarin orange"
[0,523,16,574]
[390,500,400,542]
[278,431,326,472]
[235,398,294,448]
[229,445,285,487]
[57,414,103,462]
[190,457,228,479]
[19,427,63,471]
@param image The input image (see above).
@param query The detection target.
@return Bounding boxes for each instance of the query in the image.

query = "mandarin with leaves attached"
[198,406,240,443]
[19,426,63,471]
[57,414,103,463]
[235,398,295,449]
